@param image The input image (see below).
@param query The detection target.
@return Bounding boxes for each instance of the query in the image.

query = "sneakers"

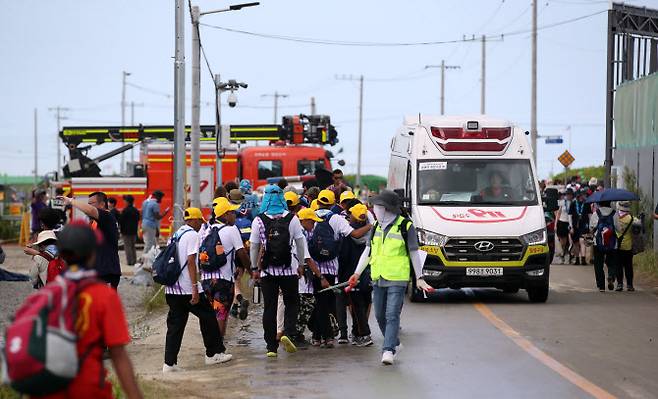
[607,278,615,291]
[574,257,581,266]
[162,364,185,373]
[205,352,233,365]
[238,295,249,320]
[357,335,374,347]
[616,284,624,292]
[381,351,395,365]
[230,303,239,318]
[280,335,298,353]
[627,286,635,292]
[266,351,278,358]
[321,339,335,349]
[338,336,350,345]
[351,336,361,346]
[311,339,322,347]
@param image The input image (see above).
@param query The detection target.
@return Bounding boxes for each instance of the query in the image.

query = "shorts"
[556,221,570,238]
[201,278,235,321]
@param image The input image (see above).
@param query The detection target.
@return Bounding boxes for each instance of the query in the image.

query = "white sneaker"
[381,351,395,365]
[162,364,184,373]
[205,352,233,365]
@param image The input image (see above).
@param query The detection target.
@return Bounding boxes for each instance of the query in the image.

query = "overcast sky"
[2,0,656,179]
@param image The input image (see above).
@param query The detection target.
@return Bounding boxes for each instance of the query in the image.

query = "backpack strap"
[398,217,412,255]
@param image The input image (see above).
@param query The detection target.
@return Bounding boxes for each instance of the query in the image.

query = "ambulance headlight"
[417,229,447,247]
[521,229,547,246]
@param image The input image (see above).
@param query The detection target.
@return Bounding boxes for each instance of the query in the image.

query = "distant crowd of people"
[541,175,647,292]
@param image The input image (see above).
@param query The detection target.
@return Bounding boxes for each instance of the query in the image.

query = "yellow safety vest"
[370,216,411,282]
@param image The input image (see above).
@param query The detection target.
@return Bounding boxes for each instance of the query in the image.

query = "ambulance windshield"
[417,159,538,206]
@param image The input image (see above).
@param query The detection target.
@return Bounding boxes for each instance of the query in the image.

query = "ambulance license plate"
[466,267,503,277]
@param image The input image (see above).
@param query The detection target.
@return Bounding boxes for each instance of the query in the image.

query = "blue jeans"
[372,284,405,353]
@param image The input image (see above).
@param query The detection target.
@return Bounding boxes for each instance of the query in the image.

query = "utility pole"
[335,74,365,187]
[531,0,538,167]
[173,0,186,230]
[425,60,460,115]
[130,101,144,163]
[33,109,38,185]
[190,5,201,208]
[481,35,486,115]
[121,71,131,175]
[48,106,69,179]
[310,96,316,114]
[262,91,288,123]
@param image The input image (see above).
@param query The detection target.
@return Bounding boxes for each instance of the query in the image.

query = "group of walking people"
[551,176,644,292]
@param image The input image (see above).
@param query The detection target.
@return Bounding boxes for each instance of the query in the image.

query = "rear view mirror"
[543,188,558,212]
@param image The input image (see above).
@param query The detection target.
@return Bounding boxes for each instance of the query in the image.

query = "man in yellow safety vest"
[348,190,434,365]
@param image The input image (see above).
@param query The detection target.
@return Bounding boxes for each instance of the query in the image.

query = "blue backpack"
[235,216,252,242]
[152,229,192,286]
[198,225,229,273]
[309,212,342,262]
[595,210,617,253]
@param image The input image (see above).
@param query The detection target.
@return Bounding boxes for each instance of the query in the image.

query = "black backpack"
[198,225,229,273]
[152,229,192,286]
[259,213,294,268]
[309,212,342,262]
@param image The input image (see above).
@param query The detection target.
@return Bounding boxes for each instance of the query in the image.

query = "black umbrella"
[585,188,639,204]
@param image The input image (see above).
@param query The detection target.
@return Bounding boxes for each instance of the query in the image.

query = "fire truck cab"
[388,115,549,303]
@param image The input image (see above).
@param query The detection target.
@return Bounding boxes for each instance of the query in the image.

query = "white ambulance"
[387,115,550,303]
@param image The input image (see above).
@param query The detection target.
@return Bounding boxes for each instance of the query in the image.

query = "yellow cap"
[284,191,300,207]
[184,207,205,221]
[213,197,239,218]
[349,203,368,221]
[298,207,323,222]
[317,189,336,205]
[212,196,223,208]
[339,190,356,203]
[310,199,319,211]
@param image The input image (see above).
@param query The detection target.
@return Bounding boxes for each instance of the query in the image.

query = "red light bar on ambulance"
[430,126,511,152]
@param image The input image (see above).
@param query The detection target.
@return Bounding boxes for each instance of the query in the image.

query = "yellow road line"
[473,302,616,399]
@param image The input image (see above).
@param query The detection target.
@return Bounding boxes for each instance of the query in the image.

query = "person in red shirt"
[38,222,142,399]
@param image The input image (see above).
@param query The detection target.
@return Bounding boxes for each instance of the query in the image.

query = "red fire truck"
[55,115,338,236]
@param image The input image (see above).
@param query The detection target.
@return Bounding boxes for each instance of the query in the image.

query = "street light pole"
[191,1,259,192]
[190,5,201,208]
[173,0,186,231]
[425,61,460,115]
[48,106,69,179]
[481,35,486,115]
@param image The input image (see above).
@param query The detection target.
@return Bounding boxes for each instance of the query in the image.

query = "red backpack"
[2,274,99,396]
[40,250,67,284]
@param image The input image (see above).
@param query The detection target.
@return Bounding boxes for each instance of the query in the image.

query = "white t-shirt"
[250,211,305,276]
[201,222,244,282]
[558,199,572,223]
[165,225,199,295]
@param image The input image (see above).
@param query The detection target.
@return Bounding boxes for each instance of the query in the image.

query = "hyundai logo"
[474,241,495,252]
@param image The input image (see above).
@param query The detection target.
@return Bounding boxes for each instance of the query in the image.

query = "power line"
[199,9,606,47]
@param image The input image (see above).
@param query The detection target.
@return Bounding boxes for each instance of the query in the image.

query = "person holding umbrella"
[586,188,640,292]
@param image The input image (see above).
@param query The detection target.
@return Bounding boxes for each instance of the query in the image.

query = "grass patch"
[634,250,658,280]
[110,375,171,399]
[0,385,20,399]
[142,284,166,313]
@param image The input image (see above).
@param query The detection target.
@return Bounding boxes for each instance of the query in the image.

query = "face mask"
[373,205,387,221]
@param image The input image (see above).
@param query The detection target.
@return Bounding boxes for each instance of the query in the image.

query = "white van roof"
[403,115,513,128]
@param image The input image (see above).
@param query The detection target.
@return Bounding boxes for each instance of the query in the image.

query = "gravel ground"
[0,244,151,334]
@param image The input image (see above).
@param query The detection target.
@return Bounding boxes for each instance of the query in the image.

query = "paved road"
[135,263,658,399]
